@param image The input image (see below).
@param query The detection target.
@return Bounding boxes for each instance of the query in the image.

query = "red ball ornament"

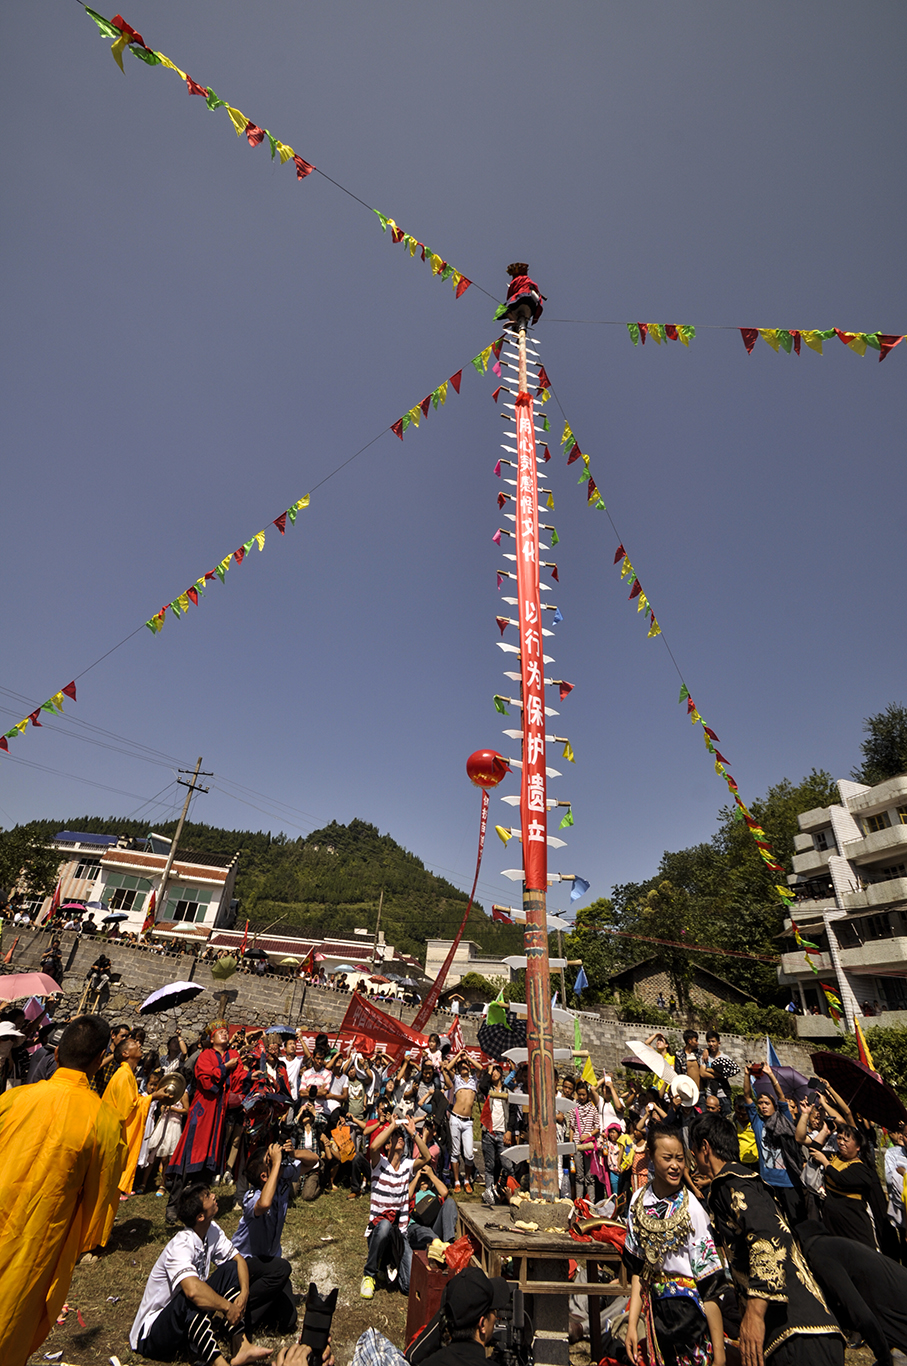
[466,749,509,790]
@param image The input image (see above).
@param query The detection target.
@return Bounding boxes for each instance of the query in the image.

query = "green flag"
[85,7,121,38]
[542,416,550,432]
[131,46,161,65]
[573,1014,582,1060]
[206,87,226,112]
[627,322,640,345]
[493,695,510,715]
[487,990,509,1028]
[678,684,690,704]
[559,807,574,829]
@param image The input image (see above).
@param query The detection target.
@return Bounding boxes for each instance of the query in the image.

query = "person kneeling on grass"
[407,1164,459,1252]
[129,1181,292,1366]
[623,1122,725,1366]
[360,1113,431,1300]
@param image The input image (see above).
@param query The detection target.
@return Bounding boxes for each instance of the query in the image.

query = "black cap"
[443,1267,510,1328]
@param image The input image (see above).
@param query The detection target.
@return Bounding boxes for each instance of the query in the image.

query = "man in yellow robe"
[99,1038,169,1239]
[0,1015,125,1366]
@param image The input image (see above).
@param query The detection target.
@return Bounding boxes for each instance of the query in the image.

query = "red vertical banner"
[514,393,548,884]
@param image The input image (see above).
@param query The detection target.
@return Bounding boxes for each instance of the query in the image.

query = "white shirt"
[129,1222,236,1349]
[284,1055,302,1100]
[324,1072,348,1115]
[369,1154,414,1233]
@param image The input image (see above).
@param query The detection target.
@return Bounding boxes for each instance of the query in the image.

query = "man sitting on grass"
[232,1139,320,1330]
[129,1181,293,1366]
[360,1113,431,1301]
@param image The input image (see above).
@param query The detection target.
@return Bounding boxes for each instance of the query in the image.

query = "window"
[866,811,892,834]
[103,871,152,914]
[815,830,830,851]
[864,914,894,941]
[163,884,212,924]
[862,861,907,886]
[835,921,862,949]
[74,858,101,881]
[898,806,907,825]
[109,886,140,911]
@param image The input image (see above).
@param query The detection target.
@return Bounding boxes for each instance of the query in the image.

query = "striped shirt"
[369,1154,414,1233]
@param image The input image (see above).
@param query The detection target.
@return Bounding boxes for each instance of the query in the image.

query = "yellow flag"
[715,758,725,776]
[802,330,824,354]
[649,325,663,345]
[760,329,781,352]
[647,617,661,638]
[495,825,513,845]
[546,492,554,510]
[582,452,590,467]
[51,692,65,711]
[226,106,249,137]
[562,422,572,444]
[678,330,690,347]
[847,334,867,356]
[255,531,265,551]
[275,141,295,163]
[450,271,461,292]
[437,382,448,406]
[538,388,550,403]
[563,741,575,764]
[430,254,444,275]
[178,593,190,612]
[637,592,648,614]
[407,237,418,257]
[219,556,231,574]
[480,346,493,369]
[295,495,310,510]
[620,557,632,578]
[581,1055,597,1085]
[110,33,129,72]
[409,406,420,428]
[16,720,28,735]
[156,52,187,80]
[690,708,701,725]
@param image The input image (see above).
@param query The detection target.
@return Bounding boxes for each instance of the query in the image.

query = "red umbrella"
[369,974,390,984]
[0,971,62,1000]
[810,1051,907,1130]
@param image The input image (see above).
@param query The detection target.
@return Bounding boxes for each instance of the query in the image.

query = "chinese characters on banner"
[514,392,547,890]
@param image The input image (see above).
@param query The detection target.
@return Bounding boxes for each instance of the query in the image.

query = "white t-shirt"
[129,1222,236,1349]
[369,1153,414,1233]
[284,1055,302,1100]
[324,1072,349,1115]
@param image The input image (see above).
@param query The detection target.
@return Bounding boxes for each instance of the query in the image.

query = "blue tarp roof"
[55,831,119,846]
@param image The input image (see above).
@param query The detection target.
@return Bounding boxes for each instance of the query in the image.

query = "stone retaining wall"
[2,926,815,1074]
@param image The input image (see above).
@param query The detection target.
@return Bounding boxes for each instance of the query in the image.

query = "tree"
[840,1024,907,1103]
[851,703,907,785]
[0,824,61,903]
[563,898,624,1005]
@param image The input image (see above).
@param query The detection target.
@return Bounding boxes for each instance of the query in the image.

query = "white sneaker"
[360,1275,376,1299]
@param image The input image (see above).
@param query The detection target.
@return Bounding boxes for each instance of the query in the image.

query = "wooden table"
[457,1203,628,1362]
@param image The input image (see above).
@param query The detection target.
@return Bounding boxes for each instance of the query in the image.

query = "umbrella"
[314,952,326,962]
[85,901,107,910]
[139,981,206,1015]
[60,901,87,911]
[266,1024,296,1037]
[333,964,356,974]
[102,911,129,923]
[478,1011,528,1060]
[279,956,300,966]
[244,948,268,960]
[384,972,404,982]
[210,955,237,980]
[0,971,62,999]
[752,1065,810,1103]
[621,1054,652,1074]
[626,1039,677,1083]
[369,974,390,984]
[810,1051,907,1130]
[400,977,421,988]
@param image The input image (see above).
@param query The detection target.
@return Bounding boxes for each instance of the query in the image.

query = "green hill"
[10,816,524,962]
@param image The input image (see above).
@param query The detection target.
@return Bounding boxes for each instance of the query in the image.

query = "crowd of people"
[5,1008,907,1366]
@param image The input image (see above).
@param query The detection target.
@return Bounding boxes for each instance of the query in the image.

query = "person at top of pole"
[495,261,545,328]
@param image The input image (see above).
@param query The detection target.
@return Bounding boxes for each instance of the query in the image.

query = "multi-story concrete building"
[780,775,907,1035]
[28,830,240,939]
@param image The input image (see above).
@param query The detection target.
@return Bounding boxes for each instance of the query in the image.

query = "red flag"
[300,946,315,974]
[111,13,145,45]
[537,366,551,390]
[447,1016,465,1054]
[792,330,801,355]
[587,476,599,503]
[47,882,62,920]
[294,156,315,180]
[740,328,759,354]
[835,329,858,346]
[234,546,245,564]
[879,334,904,361]
[550,565,559,581]
[497,492,507,510]
[455,277,471,298]
[686,697,696,715]
[240,919,249,955]
[186,75,208,96]
[187,586,199,606]
[391,226,405,245]
[714,751,729,765]
[273,512,287,534]
[28,710,42,727]
[141,890,156,935]
[204,570,216,580]
[665,324,679,341]
[628,580,642,600]
[559,680,574,700]
[62,681,77,701]
[3,937,19,964]
[245,122,265,146]
[613,544,625,564]
[492,338,504,360]
[492,386,503,404]
[496,616,509,636]
[420,396,431,418]
[566,445,582,465]
[391,419,404,440]
[638,323,648,344]
[0,738,7,753]
[492,906,514,924]
[449,370,462,394]
[542,445,551,462]
[703,725,719,741]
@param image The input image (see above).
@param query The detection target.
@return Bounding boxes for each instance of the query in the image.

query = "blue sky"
[2,2,905,921]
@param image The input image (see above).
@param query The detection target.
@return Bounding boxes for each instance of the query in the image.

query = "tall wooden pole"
[156,758,208,921]
[514,316,559,1200]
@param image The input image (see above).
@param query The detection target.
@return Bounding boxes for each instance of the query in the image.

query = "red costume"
[166,1047,245,1178]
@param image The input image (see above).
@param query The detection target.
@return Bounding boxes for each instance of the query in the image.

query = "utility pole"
[156,758,211,922]
[372,887,385,971]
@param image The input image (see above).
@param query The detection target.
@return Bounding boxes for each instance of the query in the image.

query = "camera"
[299,1281,337,1366]
[491,1284,533,1366]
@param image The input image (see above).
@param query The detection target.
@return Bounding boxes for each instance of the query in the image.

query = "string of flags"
[626,320,904,362]
[81,8,473,301]
[145,497,310,635]
[391,337,505,438]
[1,682,78,755]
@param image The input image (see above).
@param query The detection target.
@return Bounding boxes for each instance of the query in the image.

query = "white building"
[31,830,240,939]
[780,776,907,1034]
[423,938,513,988]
